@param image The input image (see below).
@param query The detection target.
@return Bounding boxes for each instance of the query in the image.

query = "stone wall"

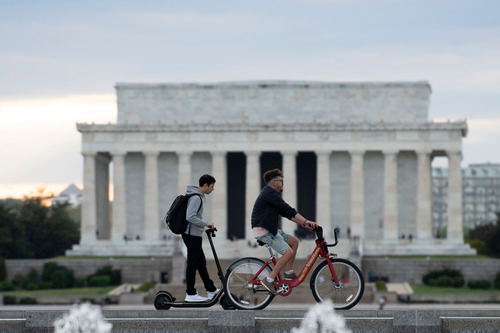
[363,257,500,284]
[7,257,499,287]
[5,258,172,284]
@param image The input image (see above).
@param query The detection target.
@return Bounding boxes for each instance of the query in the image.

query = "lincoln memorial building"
[67,81,475,258]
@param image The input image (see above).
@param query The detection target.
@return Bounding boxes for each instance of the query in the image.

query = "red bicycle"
[223,226,364,310]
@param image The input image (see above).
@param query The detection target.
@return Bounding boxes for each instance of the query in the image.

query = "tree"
[0,201,30,258]
[42,202,80,257]
[487,214,500,258]
[0,190,80,259]
[468,213,500,258]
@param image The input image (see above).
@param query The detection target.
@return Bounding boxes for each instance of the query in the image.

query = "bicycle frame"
[252,227,340,296]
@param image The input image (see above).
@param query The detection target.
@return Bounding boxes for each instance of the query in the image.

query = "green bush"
[466,239,491,256]
[42,262,75,288]
[93,266,121,286]
[75,277,86,288]
[423,268,464,288]
[137,281,156,292]
[0,280,15,291]
[19,297,37,305]
[25,282,39,290]
[89,275,110,287]
[87,265,121,287]
[0,257,6,281]
[39,281,52,289]
[467,280,492,289]
[375,279,387,291]
[433,276,454,287]
[51,270,67,289]
[27,268,39,285]
[3,295,16,305]
[495,273,500,289]
[11,274,25,288]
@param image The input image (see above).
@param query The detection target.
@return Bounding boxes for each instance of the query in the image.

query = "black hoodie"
[251,185,297,235]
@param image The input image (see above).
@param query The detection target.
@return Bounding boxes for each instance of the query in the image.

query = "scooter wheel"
[154,291,173,310]
[220,294,236,310]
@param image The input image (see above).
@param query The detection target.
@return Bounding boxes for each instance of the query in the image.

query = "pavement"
[2,302,500,311]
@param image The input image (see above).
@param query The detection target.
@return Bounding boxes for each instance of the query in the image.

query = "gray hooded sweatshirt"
[184,185,207,237]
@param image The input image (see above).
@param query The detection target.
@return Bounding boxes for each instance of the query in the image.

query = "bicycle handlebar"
[314,226,339,247]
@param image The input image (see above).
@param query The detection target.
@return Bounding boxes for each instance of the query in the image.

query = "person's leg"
[268,248,294,279]
[257,231,294,280]
[279,230,298,272]
[196,246,217,292]
[182,233,202,295]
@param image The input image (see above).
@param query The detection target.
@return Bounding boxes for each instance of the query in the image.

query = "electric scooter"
[154,228,235,310]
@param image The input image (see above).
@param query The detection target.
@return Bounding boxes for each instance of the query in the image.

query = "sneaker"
[261,278,278,295]
[185,293,209,302]
[284,272,297,279]
[207,288,220,300]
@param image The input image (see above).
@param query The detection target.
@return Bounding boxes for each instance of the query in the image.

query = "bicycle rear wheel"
[223,257,275,310]
[310,258,364,310]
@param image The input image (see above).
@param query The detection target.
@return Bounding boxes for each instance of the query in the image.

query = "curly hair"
[263,169,283,184]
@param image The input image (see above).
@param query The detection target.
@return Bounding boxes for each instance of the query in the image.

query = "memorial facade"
[67,81,475,258]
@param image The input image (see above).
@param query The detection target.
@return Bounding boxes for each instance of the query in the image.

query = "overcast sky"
[1,0,499,197]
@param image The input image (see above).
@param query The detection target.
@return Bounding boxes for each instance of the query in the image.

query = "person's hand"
[303,220,319,231]
[206,222,215,229]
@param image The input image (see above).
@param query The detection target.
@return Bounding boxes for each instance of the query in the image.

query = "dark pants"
[182,233,216,295]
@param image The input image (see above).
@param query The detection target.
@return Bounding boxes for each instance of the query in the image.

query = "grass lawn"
[3,286,115,297]
[411,284,500,294]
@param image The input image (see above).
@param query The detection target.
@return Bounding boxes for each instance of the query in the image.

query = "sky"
[0,0,499,198]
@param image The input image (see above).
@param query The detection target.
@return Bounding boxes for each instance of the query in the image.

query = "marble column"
[95,153,111,240]
[316,150,332,238]
[245,151,261,240]
[177,151,192,194]
[447,150,464,243]
[282,150,298,236]
[144,151,160,241]
[350,150,365,238]
[416,149,433,241]
[212,151,228,239]
[383,150,399,241]
[111,151,127,242]
[81,151,97,244]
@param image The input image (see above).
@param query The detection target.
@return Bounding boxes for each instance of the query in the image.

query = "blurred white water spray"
[53,303,112,333]
[292,300,352,333]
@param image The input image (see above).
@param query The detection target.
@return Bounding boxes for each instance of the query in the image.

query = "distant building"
[52,184,82,207]
[433,163,500,232]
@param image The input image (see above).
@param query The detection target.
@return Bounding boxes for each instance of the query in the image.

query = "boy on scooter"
[183,174,220,302]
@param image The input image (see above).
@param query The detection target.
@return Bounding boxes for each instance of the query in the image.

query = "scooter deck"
[161,291,224,307]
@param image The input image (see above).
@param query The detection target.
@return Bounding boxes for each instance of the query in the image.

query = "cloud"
[0,95,116,184]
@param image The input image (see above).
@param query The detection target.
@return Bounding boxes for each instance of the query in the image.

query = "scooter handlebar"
[205,227,217,237]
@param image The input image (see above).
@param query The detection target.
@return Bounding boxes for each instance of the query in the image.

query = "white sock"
[266,276,274,282]
[285,270,294,274]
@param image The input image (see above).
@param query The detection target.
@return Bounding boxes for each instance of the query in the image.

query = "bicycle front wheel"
[223,257,274,310]
[310,258,364,310]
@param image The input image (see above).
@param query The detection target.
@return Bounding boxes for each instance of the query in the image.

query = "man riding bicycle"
[251,168,318,294]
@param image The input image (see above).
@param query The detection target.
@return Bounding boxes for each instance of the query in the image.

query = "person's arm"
[291,213,319,231]
[186,196,207,227]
